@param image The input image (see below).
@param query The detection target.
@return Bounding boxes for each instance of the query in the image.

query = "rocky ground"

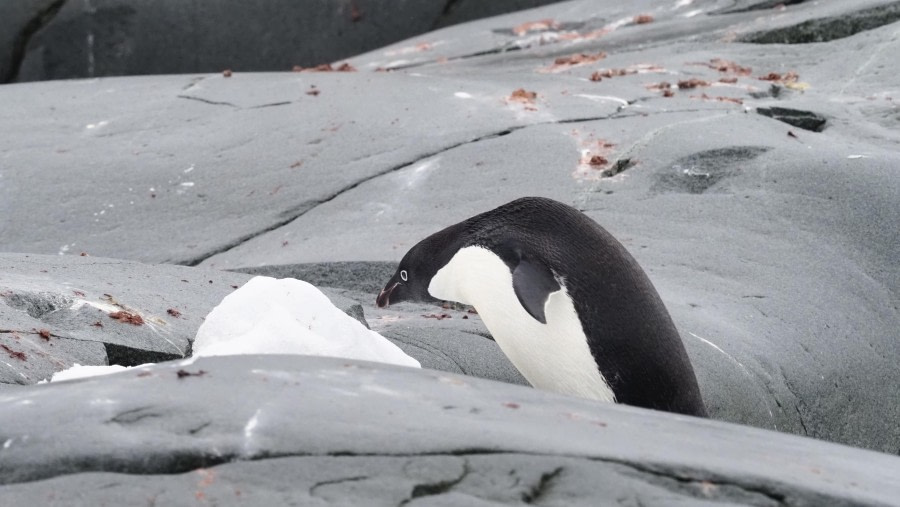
[1,0,898,504]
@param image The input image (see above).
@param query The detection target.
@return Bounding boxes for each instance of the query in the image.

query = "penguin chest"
[429,246,615,402]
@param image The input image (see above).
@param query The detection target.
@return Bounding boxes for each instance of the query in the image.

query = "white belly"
[429,246,615,402]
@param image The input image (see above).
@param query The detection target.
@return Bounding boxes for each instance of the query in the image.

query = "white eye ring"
[400,270,408,282]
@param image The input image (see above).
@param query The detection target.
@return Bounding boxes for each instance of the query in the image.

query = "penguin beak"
[376,282,400,308]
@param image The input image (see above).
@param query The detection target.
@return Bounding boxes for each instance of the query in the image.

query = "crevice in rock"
[739,2,900,44]
[757,107,826,132]
[3,0,69,83]
[249,101,294,109]
[175,95,239,108]
[107,407,162,425]
[309,475,369,496]
[712,0,807,15]
[0,448,856,506]
[522,467,563,504]
[795,405,809,436]
[400,459,469,505]
[181,76,207,91]
[177,128,519,266]
[612,461,788,506]
[460,329,494,342]
[187,422,211,435]
[104,343,184,367]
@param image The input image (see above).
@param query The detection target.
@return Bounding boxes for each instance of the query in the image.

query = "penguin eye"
[400,270,408,282]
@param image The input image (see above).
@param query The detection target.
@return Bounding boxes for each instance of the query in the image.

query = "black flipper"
[512,256,560,324]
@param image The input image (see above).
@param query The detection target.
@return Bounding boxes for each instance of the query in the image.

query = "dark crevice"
[795,405,809,436]
[0,448,856,506]
[3,0,69,83]
[187,422,211,435]
[178,201,319,266]
[740,2,900,44]
[400,460,469,505]
[757,107,826,132]
[615,461,788,506]
[177,128,520,266]
[249,101,293,109]
[107,407,161,425]
[309,475,369,496]
[460,329,494,342]
[558,115,619,125]
[712,0,807,15]
[104,343,184,367]
[175,95,239,108]
[522,467,564,504]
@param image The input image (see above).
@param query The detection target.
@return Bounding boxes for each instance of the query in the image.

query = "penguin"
[376,197,707,417]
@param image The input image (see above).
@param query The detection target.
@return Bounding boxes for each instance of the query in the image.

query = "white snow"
[50,364,132,382]
[193,277,420,367]
[45,277,419,383]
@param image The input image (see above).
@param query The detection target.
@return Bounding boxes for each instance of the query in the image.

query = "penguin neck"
[428,246,616,403]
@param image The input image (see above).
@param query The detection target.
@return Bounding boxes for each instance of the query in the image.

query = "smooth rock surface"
[0,355,898,505]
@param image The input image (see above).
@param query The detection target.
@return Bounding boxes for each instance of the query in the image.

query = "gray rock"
[0,253,521,387]
[8,0,567,83]
[1,0,898,460]
[0,0,64,82]
[0,254,370,381]
[0,355,897,505]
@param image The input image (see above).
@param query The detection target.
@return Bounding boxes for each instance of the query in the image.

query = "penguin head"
[376,231,454,308]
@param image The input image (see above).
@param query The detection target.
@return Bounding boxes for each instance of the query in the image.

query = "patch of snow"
[574,94,629,106]
[45,277,419,384]
[194,277,420,368]
[50,363,152,382]
[244,408,261,440]
[683,9,704,17]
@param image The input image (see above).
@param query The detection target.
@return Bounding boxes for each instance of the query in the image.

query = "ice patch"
[193,277,420,368]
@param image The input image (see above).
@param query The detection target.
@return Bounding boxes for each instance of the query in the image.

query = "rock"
[8,0,567,83]
[757,106,827,132]
[0,0,64,82]
[0,253,523,387]
[0,355,897,505]
[1,0,898,459]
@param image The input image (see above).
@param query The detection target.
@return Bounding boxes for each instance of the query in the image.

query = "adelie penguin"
[376,197,707,417]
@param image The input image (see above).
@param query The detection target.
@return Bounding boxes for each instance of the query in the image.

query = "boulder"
[6,0,567,83]
[0,355,897,505]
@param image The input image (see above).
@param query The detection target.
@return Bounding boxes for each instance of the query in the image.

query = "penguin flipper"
[512,258,560,324]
